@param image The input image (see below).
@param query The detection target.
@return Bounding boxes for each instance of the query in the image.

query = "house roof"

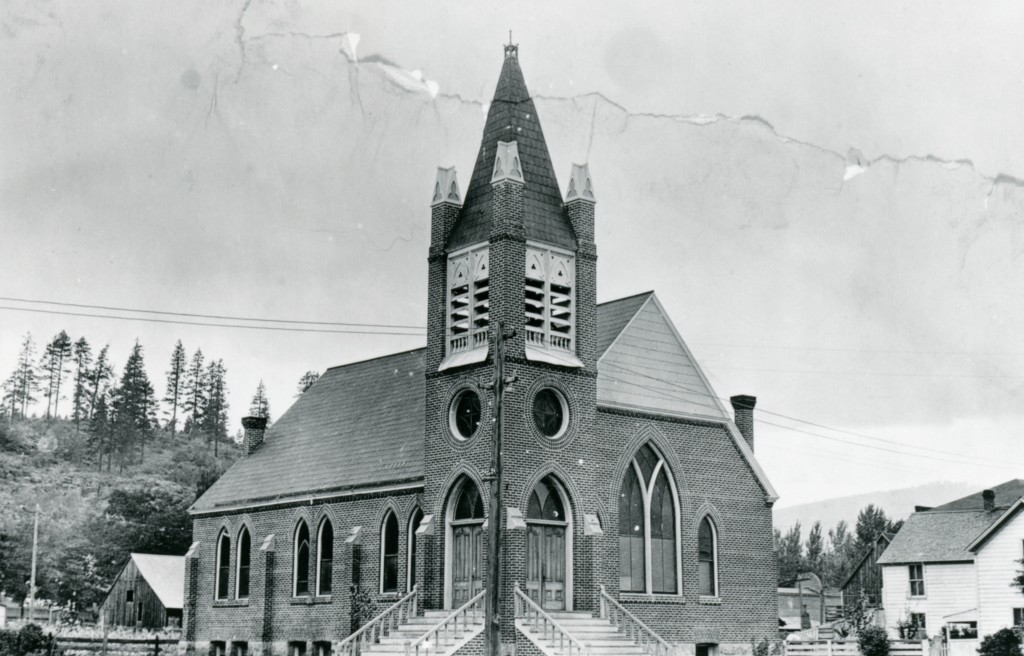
[966,498,1024,552]
[445,45,576,251]
[841,532,893,589]
[129,554,184,609]
[876,509,996,565]
[595,291,654,356]
[933,479,1024,511]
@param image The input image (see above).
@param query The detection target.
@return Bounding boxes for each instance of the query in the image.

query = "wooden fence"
[786,640,929,656]
[56,635,178,656]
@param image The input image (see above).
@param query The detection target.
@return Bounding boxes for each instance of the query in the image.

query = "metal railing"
[598,585,671,656]
[337,585,418,656]
[404,589,486,656]
[514,583,590,656]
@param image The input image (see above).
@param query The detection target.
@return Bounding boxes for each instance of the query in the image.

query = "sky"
[2,0,1023,510]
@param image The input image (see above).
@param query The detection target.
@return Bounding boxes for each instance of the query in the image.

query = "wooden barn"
[99,554,184,629]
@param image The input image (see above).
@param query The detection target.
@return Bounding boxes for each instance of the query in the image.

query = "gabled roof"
[967,498,1024,552]
[876,509,996,565]
[191,349,426,513]
[933,479,1024,511]
[841,532,893,590]
[128,554,184,609]
[446,46,576,251]
[192,292,778,513]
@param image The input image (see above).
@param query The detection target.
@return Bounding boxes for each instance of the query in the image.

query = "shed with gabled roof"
[98,553,184,629]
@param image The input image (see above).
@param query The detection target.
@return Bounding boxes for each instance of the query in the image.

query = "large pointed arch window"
[215,530,231,600]
[381,511,400,593]
[618,444,679,594]
[294,521,310,596]
[317,519,334,596]
[697,517,718,597]
[236,527,251,599]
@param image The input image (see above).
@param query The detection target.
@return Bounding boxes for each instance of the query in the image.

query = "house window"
[1013,608,1024,628]
[408,508,423,592]
[910,613,927,636]
[947,622,977,640]
[125,589,134,603]
[236,527,251,599]
[317,519,333,596]
[216,531,231,600]
[288,643,306,656]
[524,246,575,354]
[294,521,310,596]
[381,511,400,593]
[212,642,226,656]
[313,642,332,656]
[232,643,248,656]
[697,517,718,597]
[618,443,679,594]
[447,245,489,354]
[908,564,925,597]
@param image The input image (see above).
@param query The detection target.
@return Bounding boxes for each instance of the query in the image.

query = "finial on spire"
[492,141,524,184]
[566,163,595,202]
[432,166,461,206]
[504,31,518,58]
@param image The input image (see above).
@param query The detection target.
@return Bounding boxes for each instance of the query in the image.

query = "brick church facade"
[182,44,779,656]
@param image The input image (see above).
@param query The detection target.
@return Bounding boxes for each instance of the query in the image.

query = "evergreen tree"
[40,330,73,419]
[2,370,18,420]
[805,521,825,576]
[89,394,111,471]
[854,504,900,552]
[249,380,271,421]
[111,340,157,469]
[202,359,229,454]
[183,348,206,434]
[163,340,187,435]
[87,345,115,421]
[776,521,804,586]
[7,333,40,418]
[71,337,93,432]
[296,370,320,396]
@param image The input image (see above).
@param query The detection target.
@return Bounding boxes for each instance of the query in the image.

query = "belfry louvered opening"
[447,244,490,355]
[524,246,575,354]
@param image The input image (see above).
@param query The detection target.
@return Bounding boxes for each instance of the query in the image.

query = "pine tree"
[89,394,111,472]
[183,348,206,435]
[111,340,157,469]
[7,333,40,418]
[854,504,898,552]
[2,370,18,420]
[202,359,229,454]
[71,338,93,432]
[163,340,187,435]
[249,380,271,422]
[296,370,320,397]
[40,330,73,419]
[87,345,114,421]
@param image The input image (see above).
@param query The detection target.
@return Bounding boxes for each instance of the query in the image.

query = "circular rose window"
[449,389,482,440]
[532,388,569,439]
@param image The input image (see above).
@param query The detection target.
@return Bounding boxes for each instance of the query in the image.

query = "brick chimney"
[730,395,756,451]
[982,489,995,512]
[242,416,268,456]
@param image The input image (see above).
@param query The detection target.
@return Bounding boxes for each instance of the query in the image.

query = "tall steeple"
[445,44,577,251]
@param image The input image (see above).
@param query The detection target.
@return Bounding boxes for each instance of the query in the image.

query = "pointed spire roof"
[446,44,577,251]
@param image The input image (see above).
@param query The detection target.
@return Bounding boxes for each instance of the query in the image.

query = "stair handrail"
[405,588,486,656]
[598,585,671,656]
[337,585,418,656]
[514,583,590,656]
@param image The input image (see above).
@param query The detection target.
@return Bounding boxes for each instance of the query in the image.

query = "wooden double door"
[525,521,567,610]
[451,522,484,605]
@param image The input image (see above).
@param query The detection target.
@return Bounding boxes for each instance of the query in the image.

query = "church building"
[182,44,779,656]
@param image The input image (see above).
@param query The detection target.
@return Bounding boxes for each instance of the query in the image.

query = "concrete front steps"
[516,610,649,656]
[359,609,486,656]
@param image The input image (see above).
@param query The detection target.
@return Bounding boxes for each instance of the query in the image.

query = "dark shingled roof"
[933,479,1024,512]
[876,510,996,565]
[446,46,577,251]
[192,349,426,512]
[191,299,645,514]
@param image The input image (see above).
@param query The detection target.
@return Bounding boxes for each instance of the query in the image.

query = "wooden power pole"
[28,504,39,621]
[485,321,515,656]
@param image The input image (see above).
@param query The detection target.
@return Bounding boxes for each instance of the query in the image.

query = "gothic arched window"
[697,517,718,597]
[381,511,400,593]
[618,444,679,594]
[236,527,251,599]
[294,521,310,596]
[215,530,230,600]
[407,508,423,592]
[317,519,334,596]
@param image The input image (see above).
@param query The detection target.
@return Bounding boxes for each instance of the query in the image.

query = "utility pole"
[484,321,515,656]
[28,504,39,621]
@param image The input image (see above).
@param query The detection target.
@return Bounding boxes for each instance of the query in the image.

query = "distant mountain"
[773,481,976,532]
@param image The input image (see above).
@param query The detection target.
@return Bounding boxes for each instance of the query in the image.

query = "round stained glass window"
[532,388,568,439]
[449,389,481,440]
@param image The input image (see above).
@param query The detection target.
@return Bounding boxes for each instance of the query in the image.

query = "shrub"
[977,628,1022,656]
[859,625,890,656]
[17,624,51,655]
[752,638,781,656]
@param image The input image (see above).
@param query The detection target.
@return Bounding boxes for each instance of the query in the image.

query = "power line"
[0,296,427,331]
[0,306,426,337]
[692,341,1024,357]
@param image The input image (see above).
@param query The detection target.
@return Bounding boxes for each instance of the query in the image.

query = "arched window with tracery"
[381,511,400,593]
[618,443,679,594]
[236,527,251,599]
[697,517,718,597]
[317,519,333,596]
[215,530,231,600]
[294,521,310,596]
[407,508,423,592]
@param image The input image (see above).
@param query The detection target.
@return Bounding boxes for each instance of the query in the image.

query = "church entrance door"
[446,478,485,608]
[524,476,571,610]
